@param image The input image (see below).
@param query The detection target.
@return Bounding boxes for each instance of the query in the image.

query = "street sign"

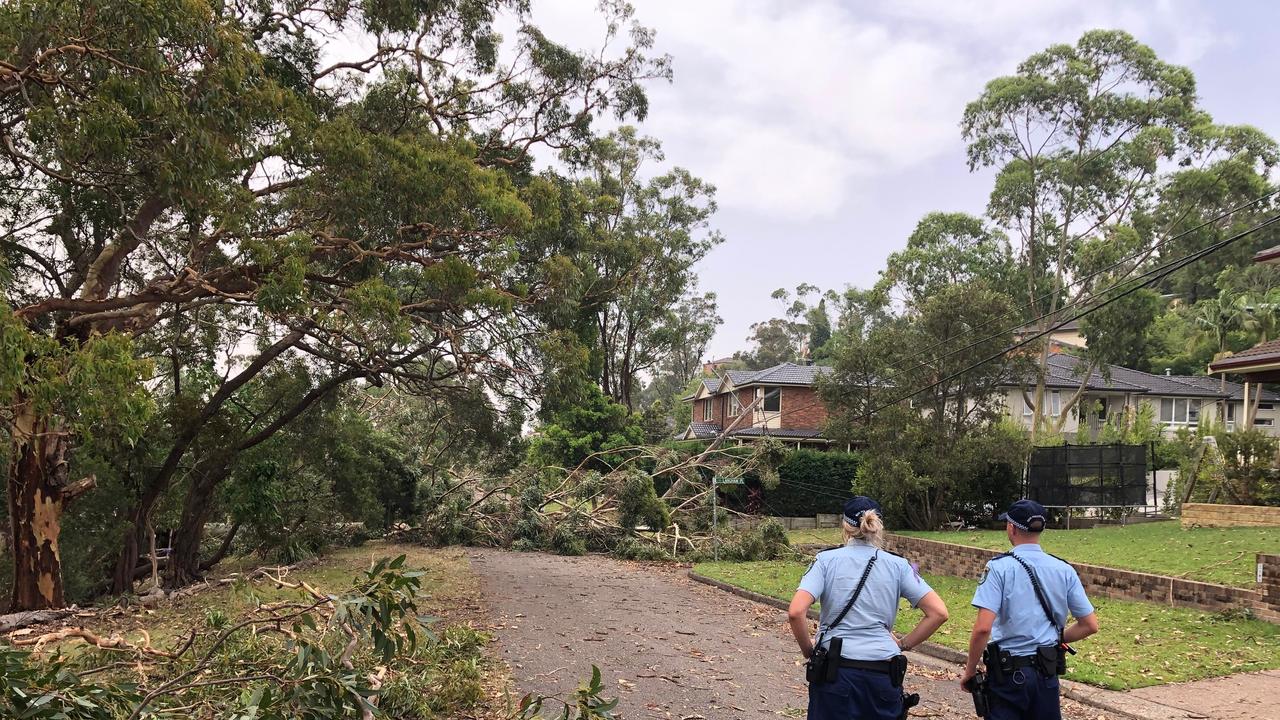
[714,476,744,486]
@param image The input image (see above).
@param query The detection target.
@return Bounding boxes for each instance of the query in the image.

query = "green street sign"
[714,476,744,486]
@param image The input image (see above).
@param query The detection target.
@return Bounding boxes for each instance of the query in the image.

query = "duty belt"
[838,659,894,673]
[1007,655,1041,669]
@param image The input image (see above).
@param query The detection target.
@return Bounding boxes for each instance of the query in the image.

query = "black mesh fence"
[1026,444,1150,507]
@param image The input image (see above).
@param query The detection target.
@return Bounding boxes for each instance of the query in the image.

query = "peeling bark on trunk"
[6,404,86,611]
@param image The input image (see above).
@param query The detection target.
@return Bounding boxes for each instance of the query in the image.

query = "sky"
[514,0,1280,361]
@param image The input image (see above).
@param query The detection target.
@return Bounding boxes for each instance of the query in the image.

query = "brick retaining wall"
[883,534,1280,623]
[1182,503,1280,528]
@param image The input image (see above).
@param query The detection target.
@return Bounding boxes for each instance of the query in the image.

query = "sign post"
[711,476,744,562]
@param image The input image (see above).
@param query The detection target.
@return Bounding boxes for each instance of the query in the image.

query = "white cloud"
[520,0,1227,223]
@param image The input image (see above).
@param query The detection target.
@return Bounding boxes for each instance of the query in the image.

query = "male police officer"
[959,500,1099,720]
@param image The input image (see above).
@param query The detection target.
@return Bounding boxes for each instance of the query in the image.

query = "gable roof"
[1007,353,1277,400]
[720,362,834,390]
[1048,354,1224,397]
[1041,356,1147,392]
[1208,338,1280,373]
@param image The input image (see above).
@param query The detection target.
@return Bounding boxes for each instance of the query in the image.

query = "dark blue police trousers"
[807,666,901,720]
[987,667,1061,720]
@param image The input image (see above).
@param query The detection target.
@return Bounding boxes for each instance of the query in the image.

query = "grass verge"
[694,559,1280,690]
[787,521,1279,587]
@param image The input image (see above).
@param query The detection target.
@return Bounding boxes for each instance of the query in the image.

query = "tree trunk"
[164,467,229,588]
[6,405,91,611]
[111,487,164,595]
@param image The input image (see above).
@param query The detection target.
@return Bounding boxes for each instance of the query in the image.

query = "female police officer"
[788,496,949,720]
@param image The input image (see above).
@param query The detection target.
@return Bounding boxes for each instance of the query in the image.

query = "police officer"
[960,499,1100,720]
[788,496,949,720]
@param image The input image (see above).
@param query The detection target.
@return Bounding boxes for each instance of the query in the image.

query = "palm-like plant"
[1192,290,1250,358]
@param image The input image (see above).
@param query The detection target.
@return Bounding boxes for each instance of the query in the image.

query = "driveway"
[468,549,1113,719]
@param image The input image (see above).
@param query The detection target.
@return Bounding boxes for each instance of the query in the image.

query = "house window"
[762,387,781,412]
[1256,417,1275,427]
[728,393,741,416]
[1260,403,1275,411]
[1021,392,1061,420]
[1227,402,1236,430]
[1159,398,1201,425]
[702,398,712,421]
[1095,397,1108,420]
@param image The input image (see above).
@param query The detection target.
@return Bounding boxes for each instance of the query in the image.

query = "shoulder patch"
[978,567,990,585]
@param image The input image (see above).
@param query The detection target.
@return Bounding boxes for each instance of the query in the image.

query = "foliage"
[959,29,1278,434]
[0,0,671,608]
[744,449,860,517]
[554,127,723,411]
[715,518,791,562]
[611,536,674,562]
[0,554,621,719]
[1214,429,1280,506]
[823,278,1027,529]
[616,472,671,532]
[529,384,646,472]
[877,212,1017,306]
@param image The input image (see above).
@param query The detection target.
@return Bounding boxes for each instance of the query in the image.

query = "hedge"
[725,449,859,517]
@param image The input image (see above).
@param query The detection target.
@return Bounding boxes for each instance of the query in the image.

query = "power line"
[846,211,1280,425]
[874,189,1280,388]
[715,211,1280,435]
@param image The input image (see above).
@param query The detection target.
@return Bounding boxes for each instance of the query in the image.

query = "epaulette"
[1046,552,1072,565]
[989,551,1014,561]
[882,548,906,559]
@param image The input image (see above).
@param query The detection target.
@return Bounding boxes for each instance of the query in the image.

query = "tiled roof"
[1040,358,1147,392]
[1209,339,1280,372]
[702,377,722,394]
[724,362,834,388]
[686,422,722,439]
[1161,375,1280,402]
[1046,354,1224,397]
[729,427,827,439]
[1008,353,1277,399]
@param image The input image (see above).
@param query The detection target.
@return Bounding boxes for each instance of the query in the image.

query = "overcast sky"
[516,0,1280,361]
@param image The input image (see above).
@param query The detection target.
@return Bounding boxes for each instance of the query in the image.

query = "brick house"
[679,362,838,448]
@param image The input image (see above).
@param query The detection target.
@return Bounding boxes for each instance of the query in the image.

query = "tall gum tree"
[0,0,668,608]
[960,30,1278,438]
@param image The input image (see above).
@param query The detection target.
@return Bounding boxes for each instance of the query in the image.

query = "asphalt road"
[468,549,1112,719]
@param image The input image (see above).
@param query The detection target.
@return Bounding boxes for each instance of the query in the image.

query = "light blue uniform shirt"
[971,544,1095,657]
[798,541,932,661]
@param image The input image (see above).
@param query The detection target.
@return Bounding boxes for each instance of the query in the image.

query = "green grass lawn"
[694,560,1280,690]
[787,521,1280,587]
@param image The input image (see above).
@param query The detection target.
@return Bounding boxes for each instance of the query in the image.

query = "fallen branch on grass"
[0,607,78,633]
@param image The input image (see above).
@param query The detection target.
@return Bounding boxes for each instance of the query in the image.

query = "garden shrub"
[720,518,791,561]
[747,449,860,517]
